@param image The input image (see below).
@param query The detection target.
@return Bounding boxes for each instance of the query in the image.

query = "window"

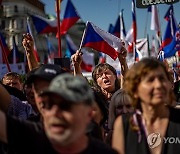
[14,5,18,13]
[1,20,5,29]
[12,19,16,29]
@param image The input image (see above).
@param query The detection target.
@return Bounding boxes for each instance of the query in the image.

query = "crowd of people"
[0,32,180,154]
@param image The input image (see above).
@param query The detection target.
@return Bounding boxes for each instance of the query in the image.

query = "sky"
[41,0,180,41]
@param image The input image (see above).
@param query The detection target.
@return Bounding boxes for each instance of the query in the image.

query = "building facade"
[0,0,86,62]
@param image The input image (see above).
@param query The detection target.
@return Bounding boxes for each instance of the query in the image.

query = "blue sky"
[41,0,180,41]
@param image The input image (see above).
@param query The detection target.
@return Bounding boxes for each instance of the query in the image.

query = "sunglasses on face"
[42,96,73,111]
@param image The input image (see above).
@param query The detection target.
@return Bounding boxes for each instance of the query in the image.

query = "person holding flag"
[22,33,39,71]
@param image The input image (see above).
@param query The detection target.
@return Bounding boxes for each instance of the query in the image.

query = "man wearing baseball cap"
[26,64,67,117]
[0,73,117,154]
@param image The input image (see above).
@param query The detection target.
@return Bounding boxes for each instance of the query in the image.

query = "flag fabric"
[112,15,120,38]
[47,38,58,59]
[134,43,142,62]
[81,21,122,60]
[163,27,180,58]
[161,13,177,48]
[27,18,40,62]
[150,5,161,37]
[99,52,106,63]
[120,9,126,41]
[65,34,77,56]
[60,0,80,35]
[125,0,137,53]
[136,38,149,58]
[132,0,137,43]
[31,15,57,34]
[65,34,94,72]
[147,6,152,12]
[108,24,114,34]
[164,5,174,21]
[151,35,158,57]
[150,5,161,40]
[11,36,20,64]
[0,32,11,58]
[0,46,2,63]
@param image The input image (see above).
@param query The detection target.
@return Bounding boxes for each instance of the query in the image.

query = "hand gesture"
[71,50,83,67]
[118,41,127,62]
[22,33,34,53]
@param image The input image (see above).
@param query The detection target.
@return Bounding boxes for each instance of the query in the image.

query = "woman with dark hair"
[71,45,128,142]
[71,43,128,101]
[112,58,180,154]
[108,89,134,130]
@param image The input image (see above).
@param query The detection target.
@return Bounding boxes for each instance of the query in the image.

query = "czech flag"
[60,0,80,35]
[65,34,94,72]
[134,43,142,62]
[81,21,122,60]
[163,27,180,58]
[161,13,177,48]
[31,15,57,34]
[164,5,174,21]
[108,24,114,34]
[112,15,120,38]
[132,0,137,43]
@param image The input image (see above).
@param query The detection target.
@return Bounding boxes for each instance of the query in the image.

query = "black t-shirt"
[6,115,117,154]
[122,107,180,154]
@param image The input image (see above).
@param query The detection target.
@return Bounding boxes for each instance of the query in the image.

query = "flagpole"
[56,0,62,58]
[78,22,88,51]
[0,37,11,72]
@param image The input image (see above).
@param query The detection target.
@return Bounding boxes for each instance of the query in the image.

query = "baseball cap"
[26,64,66,84]
[40,73,94,105]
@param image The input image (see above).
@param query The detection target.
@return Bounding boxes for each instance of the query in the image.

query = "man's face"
[42,93,92,146]
[3,77,22,90]
[32,78,50,115]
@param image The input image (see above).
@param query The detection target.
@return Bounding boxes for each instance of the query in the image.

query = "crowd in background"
[0,32,180,154]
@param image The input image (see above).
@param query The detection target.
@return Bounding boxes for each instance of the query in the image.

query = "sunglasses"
[42,96,73,111]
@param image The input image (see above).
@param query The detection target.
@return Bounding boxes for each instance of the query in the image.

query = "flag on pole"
[132,0,137,43]
[151,35,158,57]
[65,34,76,56]
[164,5,174,21]
[108,24,114,34]
[150,5,160,34]
[0,32,11,58]
[27,18,40,62]
[31,15,57,34]
[163,27,180,58]
[161,12,177,48]
[120,9,126,41]
[112,15,120,38]
[60,0,80,35]
[12,36,20,64]
[81,21,122,60]
[150,5,161,44]
[65,34,94,72]
[134,43,142,62]
[125,0,137,53]
[47,38,58,59]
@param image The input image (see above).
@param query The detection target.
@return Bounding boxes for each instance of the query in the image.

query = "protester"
[0,73,118,154]
[2,72,23,91]
[112,58,180,154]
[22,33,39,71]
[87,88,108,141]
[25,64,67,120]
[108,89,134,130]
